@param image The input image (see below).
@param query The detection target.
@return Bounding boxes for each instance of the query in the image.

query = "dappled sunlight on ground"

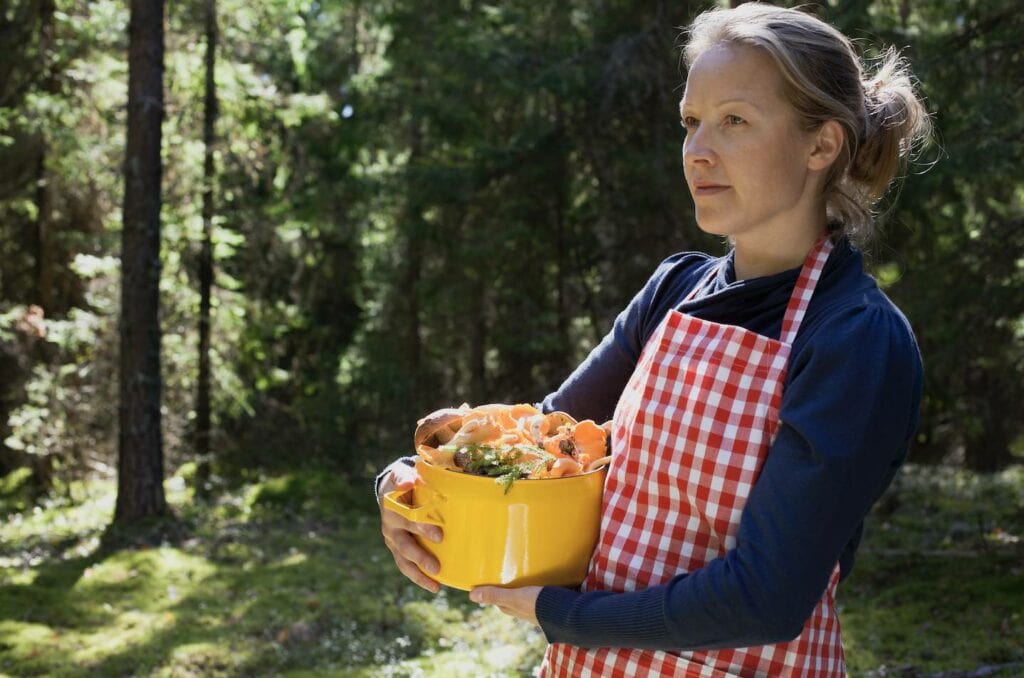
[0,465,1021,675]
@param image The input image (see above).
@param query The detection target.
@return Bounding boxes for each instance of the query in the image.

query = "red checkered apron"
[543,237,844,677]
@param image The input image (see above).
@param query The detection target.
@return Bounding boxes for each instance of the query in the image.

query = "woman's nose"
[683,126,715,166]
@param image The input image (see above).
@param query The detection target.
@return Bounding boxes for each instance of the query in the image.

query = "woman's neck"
[732,218,827,281]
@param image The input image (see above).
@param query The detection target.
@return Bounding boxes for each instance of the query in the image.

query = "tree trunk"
[404,219,422,413]
[196,0,217,483]
[403,123,424,415]
[116,0,167,523]
[468,265,487,405]
[551,106,570,377]
[963,366,1014,472]
[33,145,54,313]
[32,0,56,313]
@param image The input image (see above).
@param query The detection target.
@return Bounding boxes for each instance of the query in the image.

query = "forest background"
[0,0,1022,674]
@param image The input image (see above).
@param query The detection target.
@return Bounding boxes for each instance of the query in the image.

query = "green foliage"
[1,0,1022,505]
[843,552,1024,672]
[841,467,1024,672]
[4,308,115,464]
[244,470,377,518]
[0,467,34,515]
[0,471,545,676]
[1,1,1022,673]
[1,464,1022,674]
[820,0,1024,469]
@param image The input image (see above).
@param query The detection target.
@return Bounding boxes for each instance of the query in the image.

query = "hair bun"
[850,48,932,205]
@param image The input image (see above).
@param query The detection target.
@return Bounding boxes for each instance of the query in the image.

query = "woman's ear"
[807,119,844,171]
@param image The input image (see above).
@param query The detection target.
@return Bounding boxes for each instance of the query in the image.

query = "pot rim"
[415,458,607,483]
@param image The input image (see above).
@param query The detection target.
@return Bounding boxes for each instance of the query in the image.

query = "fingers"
[380,504,444,593]
[387,529,441,574]
[470,586,541,625]
[377,464,421,503]
[394,554,441,593]
[393,479,417,493]
[389,464,421,491]
[377,463,445,592]
[383,528,441,577]
[382,508,443,545]
[471,588,518,618]
[383,529,442,593]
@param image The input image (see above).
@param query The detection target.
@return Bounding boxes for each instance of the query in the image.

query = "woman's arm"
[377,253,710,597]
[533,302,923,650]
[541,253,711,421]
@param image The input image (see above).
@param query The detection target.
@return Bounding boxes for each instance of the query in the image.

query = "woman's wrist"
[374,457,417,505]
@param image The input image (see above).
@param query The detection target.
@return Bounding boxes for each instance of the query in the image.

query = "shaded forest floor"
[0,464,1022,677]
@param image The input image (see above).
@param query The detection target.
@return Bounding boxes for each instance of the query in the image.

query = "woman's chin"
[693,217,733,238]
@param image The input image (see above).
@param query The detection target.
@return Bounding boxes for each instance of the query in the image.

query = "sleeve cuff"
[534,583,676,649]
[373,456,417,504]
[535,585,583,644]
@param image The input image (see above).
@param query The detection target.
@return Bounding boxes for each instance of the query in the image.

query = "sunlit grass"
[0,468,545,676]
[0,476,113,565]
[0,464,1021,675]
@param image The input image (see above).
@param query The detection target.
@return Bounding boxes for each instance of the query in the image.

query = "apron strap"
[683,263,721,303]
[779,235,834,345]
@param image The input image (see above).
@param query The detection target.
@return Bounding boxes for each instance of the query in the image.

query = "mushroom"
[570,420,608,459]
[417,444,459,470]
[448,416,502,447]
[548,457,582,478]
[524,413,549,445]
[544,411,577,432]
[414,408,465,449]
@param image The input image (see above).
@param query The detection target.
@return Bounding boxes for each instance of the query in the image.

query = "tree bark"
[33,141,53,313]
[551,105,570,377]
[404,217,422,413]
[468,264,487,405]
[31,0,56,313]
[403,122,424,414]
[963,366,1014,472]
[116,0,167,522]
[196,0,217,480]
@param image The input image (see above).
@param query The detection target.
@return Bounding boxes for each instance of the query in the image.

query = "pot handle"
[382,488,445,527]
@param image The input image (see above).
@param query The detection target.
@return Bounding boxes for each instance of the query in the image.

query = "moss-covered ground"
[0,464,1021,676]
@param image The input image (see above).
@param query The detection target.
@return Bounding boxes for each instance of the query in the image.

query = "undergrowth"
[0,464,1021,676]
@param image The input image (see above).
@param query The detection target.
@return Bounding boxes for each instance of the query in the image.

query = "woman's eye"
[681,116,699,129]
[725,114,745,125]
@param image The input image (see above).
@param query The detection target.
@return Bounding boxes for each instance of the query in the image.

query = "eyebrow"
[679,98,762,113]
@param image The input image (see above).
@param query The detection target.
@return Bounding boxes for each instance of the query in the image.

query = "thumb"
[470,586,497,604]
[390,466,422,492]
[393,478,417,492]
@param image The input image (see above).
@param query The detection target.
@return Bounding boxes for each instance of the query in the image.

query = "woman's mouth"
[694,184,730,196]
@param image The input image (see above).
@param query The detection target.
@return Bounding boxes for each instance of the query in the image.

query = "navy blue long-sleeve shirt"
[376,236,922,652]
[534,236,922,650]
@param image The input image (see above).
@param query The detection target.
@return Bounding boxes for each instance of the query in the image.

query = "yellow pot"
[383,459,605,591]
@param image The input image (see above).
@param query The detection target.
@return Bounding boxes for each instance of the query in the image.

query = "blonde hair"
[683,3,932,242]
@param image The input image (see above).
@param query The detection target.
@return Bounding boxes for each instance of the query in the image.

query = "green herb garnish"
[440,443,554,493]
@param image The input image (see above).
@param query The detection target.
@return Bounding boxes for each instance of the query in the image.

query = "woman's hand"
[469,585,542,626]
[379,462,443,593]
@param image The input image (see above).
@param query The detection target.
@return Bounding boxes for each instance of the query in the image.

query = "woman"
[378,3,931,675]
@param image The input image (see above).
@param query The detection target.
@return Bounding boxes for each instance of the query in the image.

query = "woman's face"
[681,43,821,242]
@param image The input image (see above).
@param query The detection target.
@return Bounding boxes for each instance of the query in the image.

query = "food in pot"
[414,403,612,492]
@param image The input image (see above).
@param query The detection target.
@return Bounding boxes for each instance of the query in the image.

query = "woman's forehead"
[681,43,785,108]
